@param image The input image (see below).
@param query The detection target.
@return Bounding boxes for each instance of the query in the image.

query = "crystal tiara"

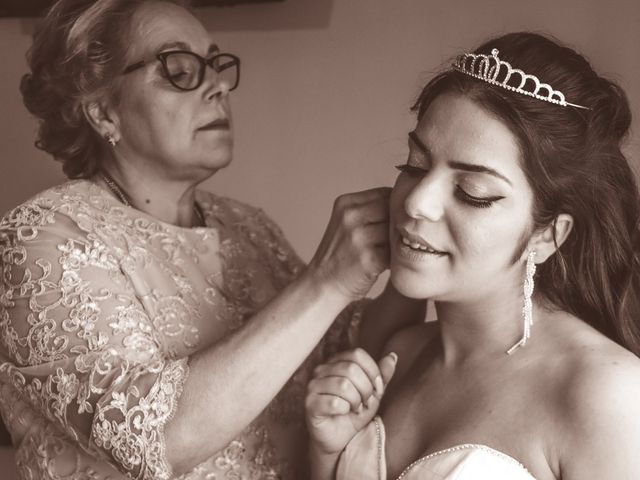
[452,48,589,110]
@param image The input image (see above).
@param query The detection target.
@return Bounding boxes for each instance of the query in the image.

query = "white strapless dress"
[336,416,536,480]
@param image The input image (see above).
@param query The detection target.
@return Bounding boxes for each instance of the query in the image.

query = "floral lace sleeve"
[0,210,188,480]
[249,206,366,357]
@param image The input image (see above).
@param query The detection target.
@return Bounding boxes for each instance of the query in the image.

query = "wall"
[0,0,639,475]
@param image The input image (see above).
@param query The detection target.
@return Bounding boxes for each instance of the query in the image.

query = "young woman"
[306,32,640,479]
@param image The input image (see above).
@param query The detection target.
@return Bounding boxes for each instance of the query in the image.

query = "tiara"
[452,48,589,110]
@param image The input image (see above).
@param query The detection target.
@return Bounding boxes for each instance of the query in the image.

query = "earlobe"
[82,100,119,142]
[529,214,574,264]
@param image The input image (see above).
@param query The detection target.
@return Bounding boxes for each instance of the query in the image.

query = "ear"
[82,98,121,144]
[527,213,573,264]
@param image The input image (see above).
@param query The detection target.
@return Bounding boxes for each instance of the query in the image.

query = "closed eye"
[169,71,189,80]
[455,186,505,208]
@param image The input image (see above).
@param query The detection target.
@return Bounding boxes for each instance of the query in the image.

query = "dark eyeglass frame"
[123,50,241,92]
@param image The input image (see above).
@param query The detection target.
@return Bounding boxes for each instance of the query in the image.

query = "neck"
[433,286,539,364]
[99,163,203,228]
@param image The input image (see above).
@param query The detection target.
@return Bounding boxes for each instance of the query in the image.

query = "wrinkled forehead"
[126,1,215,61]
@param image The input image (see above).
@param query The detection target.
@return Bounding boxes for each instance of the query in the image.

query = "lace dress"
[0,180,359,480]
[336,416,536,480]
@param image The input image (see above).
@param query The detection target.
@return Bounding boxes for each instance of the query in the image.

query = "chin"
[199,135,233,169]
[174,156,231,183]
[390,268,435,300]
[195,147,233,172]
[206,154,232,171]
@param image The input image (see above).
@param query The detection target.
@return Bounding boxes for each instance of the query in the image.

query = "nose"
[203,67,230,101]
[403,175,445,222]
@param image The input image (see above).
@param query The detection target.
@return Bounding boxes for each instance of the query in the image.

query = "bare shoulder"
[562,344,640,427]
[380,321,439,381]
[554,338,640,478]
[559,335,640,417]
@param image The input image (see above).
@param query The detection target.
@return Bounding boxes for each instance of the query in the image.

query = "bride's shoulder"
[560,336,640,408]
[545,310,640,410]
[525,311,640,476]
[552,341,640,476]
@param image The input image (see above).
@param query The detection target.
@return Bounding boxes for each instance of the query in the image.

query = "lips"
[198,118,230,130]
[396,227,448,256]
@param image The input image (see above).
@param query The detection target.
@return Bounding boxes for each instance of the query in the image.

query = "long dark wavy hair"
[20,0,188,179]
[413,32,640,355]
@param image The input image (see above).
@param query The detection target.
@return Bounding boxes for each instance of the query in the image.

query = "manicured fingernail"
[374,375,384,395]
[366,395,374,409]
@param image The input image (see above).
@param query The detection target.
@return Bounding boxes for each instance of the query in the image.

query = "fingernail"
[374,375,384,395]
[366,395,374,409]
[356,403,363,413]
[388,352,398,364]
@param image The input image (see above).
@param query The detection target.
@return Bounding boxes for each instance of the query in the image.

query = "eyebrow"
[408,131,513,187]
[156,41,219,55]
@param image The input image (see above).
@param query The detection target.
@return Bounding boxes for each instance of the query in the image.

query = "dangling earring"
[507,249,537,355]
[105,133,117,147]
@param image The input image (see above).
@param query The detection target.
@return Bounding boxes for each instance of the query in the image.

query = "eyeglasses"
[123,50,240,92]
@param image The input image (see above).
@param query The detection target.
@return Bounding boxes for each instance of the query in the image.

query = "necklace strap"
[100,171,206,227]
[193,202,205,226]
[101,172,132,207]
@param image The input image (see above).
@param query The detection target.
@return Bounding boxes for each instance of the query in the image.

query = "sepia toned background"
[0,0,639,475]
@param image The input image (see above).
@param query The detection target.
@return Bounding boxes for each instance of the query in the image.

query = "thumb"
[378,352,398,388]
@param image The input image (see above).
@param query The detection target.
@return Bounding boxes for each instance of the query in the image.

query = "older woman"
[0,0,423,479]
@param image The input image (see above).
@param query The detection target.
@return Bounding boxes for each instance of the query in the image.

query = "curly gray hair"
[20,0,190,178]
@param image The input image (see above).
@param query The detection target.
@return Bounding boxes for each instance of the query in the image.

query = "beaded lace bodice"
[0,180,358,480]
[336,416,537,480]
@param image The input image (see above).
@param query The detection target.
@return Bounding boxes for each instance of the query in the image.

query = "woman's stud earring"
[105,133,117,147]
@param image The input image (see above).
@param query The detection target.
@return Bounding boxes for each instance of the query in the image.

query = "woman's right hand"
[307,187,391,302]
[305,348,398,455]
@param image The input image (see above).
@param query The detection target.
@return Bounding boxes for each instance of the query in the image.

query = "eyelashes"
[454,186,502,208]
[394,164,505,209]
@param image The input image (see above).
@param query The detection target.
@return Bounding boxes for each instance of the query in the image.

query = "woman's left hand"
[305,348,398,455]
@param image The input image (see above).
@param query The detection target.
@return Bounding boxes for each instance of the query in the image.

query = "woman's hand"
[307,188,391,302]
[306,348,398,455]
